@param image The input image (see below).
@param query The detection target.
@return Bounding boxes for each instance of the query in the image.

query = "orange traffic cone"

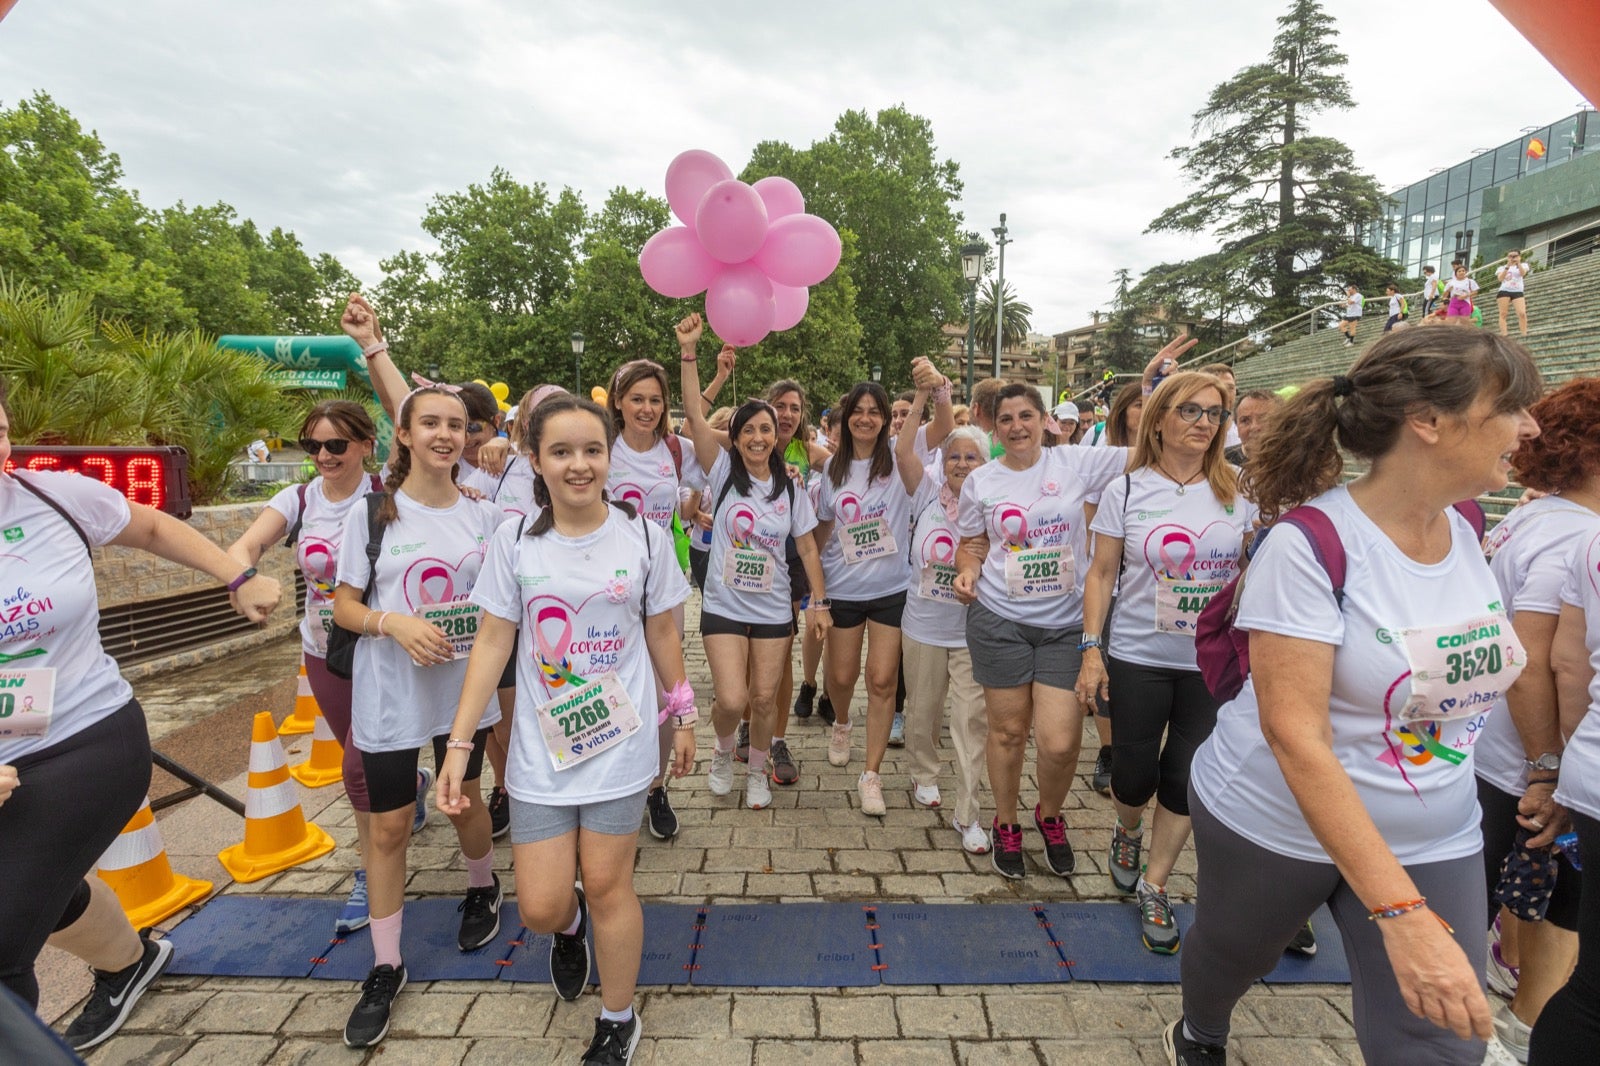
[96,797,213,928]
[288,707,344,788]
[219,711,336,882]
[279,658,318,736]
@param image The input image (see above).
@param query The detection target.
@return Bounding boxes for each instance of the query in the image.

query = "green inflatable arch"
[217,335,395,458]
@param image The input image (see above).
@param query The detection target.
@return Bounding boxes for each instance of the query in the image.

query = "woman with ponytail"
[1168,329,1542,1065]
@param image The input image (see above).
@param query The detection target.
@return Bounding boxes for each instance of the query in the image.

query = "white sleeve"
[37,471,133,546]
[643,519,692,616]
[470,520,523,624]
[1235,521,1343,645]
[1089,476,1129,539]
[956,475,985,538]
[1068,445,1132,495]
[1516,537,1584,616]
[790,484,819,537]
[335,503,374,590]
[265,483,302,528]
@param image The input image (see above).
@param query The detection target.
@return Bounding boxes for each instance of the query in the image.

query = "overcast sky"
[0,1,1586,335]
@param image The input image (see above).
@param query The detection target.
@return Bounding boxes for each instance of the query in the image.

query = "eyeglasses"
[1173,404,1230,425]
[466,421,486,435]
[299,437,352,455]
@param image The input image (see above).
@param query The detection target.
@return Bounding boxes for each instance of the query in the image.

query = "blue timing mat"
[873,903,1071,985]
[691,902,877,987]
[1046,900,1193,982]
[498,903,701,987]
[312,899,522,982]
[163,896,338,978]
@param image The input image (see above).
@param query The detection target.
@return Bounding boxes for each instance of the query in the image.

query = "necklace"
[1156,463,1206,495]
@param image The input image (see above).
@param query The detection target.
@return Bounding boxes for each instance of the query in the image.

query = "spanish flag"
[1527,138,1547,159]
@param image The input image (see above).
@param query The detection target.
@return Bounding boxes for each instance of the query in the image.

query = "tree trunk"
[1275,52,1298,309]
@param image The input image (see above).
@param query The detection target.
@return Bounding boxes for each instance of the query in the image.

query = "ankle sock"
[560,898,583,937]
[748,748,768,774]
[714,732,736,755]
[371,909,403,968]
[464,848,495,888]
[770,734,784,745]
[601,1005,634,1024]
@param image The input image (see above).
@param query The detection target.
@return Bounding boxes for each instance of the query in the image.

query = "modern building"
[1366,109,1600,278]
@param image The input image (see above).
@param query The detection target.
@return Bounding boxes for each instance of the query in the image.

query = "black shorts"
[701,609,794,641]
[828,591,906,630]
[497,631,518,690]
[689,547,709,592]
[785,536,809,603]
[1497,289,1526,301]
[361,727,491,814]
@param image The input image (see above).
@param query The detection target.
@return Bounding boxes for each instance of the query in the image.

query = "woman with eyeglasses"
[674,314,830,811]
[1078,373,1256,956]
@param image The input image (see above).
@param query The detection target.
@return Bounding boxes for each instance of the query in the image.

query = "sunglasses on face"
[1173,404,1230,425]
[466,421,487,435]
[300,437,353,455]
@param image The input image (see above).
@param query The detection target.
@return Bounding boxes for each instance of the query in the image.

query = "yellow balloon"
[498,400,512,413]
[473,378,489,388]
[590,386,608,405]
[490,381,510,402]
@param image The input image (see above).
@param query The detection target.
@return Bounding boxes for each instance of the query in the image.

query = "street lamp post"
[570,331,585,393]
[991,213,1012,378]
[871,363,882,383]
[960,242,985,401]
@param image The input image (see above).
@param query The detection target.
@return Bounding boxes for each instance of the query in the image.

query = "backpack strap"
[1451,499,1487,543]
[284,482,311,548]
[494,456,518,501]
[356,493,387,607]
[13,472,92,556]
[1277,505,1347,607]
[664,434,685,481]
[639,514,654,618]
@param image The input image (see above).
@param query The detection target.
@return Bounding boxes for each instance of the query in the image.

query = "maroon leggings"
[304,651,371,812]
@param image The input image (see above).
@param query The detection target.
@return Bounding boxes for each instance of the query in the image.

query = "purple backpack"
[1194,499,1485,702]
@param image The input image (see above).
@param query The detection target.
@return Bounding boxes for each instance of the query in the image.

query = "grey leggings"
[1182,790,1487,1064]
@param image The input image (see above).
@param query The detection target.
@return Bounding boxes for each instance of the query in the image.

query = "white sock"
[1137,876,1164,896]
[600,1005,634,1024]
[771,734,784,744]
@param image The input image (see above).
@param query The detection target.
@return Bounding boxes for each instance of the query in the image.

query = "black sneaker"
[646,785,678,840]
[550,886,592,1001]
[1163,1018,1226,1064]
[769,739,799,786]
[1033,804,1076,876]
[735,721,750,763]
[343,963,407,1049]
[1285,921,1318,957]
[793,680,817,719]
[818,692,836,726]
[488,785,511,840]
[64,935,174,1051]
[457,873,503,951]
[582,1013,642,1064]
[1092,746,1113,796]
[991,820,1026,880]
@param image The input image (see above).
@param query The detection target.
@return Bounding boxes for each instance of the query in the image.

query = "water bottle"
[1556,832,1583,870]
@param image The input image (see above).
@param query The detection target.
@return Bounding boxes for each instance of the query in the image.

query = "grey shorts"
[509,786,651,845]
[965,600,1083,690]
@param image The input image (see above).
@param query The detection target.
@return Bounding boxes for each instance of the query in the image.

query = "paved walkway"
[61,599,1361,1065]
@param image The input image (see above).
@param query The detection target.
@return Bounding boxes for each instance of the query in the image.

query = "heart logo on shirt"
[299,536,338,598]
[1142,521,1238,582]
[402,549,485,611]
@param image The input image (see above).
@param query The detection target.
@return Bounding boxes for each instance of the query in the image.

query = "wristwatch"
[1078,635,1102,652]
[1524,752,1562,773]
[810,598,832,609]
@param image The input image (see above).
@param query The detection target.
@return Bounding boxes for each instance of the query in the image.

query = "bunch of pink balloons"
[638,149,843,347]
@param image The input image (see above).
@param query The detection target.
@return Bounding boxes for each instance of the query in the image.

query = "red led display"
[5,446,192,519]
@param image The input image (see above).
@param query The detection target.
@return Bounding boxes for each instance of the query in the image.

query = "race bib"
[418,600,483,660]
[1004,544,1074,600]
[839,518,897,564]
[722,547,774,592]
[0,668,57,740]
[1396,613,1525,724]
[534,671,642,771]
[918,562,960,604]
[309,605,335,656]
[1154,580,1225,635]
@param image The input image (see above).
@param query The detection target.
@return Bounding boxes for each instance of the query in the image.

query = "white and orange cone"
[288,708,344,788]
[95,797,213,928]
[278,657,318,736]
[218,711,335,882]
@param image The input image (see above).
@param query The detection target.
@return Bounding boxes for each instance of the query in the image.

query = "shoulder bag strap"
[13,473,92,556]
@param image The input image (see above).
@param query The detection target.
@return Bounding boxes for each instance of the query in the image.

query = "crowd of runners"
[1,292,1598,1066]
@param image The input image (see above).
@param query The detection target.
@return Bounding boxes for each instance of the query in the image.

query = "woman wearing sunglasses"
[1078,373,1255,955]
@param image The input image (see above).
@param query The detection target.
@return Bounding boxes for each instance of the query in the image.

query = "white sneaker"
[1486,937,1520,999]
[953,816,990,855]
[827,722,853,767]
[1481,1033,1522,1066]
[745,768,771,810]
[858,771,886,816]
[913,783,941,808]
[1492,1000,1531,1063]
[708,749,734,796]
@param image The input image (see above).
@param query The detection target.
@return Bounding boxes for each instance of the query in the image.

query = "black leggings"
[360,727,491,814]
[1530,810,1600,1063]
[1105,653,1218,816]
[1478,777,1581,930]
[0,700,151,1007]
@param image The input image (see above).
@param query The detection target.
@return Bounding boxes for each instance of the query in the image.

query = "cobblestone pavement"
[63,597,1361,1065]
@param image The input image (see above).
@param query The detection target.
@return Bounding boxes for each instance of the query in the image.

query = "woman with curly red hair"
[1474,377,1600,1061]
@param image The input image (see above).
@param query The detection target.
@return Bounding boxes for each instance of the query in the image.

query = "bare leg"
[1514,295,1528,335]
[983,683,1033,825]
[579,829,644,1014]
[488,690,514,786]
[704,634,751,741]
[1498,295,1511,336]
[1029,682,1083,820]
[746,637,790,753]
[366,807,415,921]
[824,622,866,727]
[1141,804,1193,888]
[859,621,902,775]
[1508,914,1579,1026]
[45,879,142,972]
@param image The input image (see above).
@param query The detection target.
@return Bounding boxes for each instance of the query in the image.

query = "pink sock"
[747,748,768,774]
[464,848,496,889]
[715,732,736,755]
[371,908,403,968]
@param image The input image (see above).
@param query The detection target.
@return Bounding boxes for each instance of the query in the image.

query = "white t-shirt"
[901,469,968,649]
[1555,530,1600,821]
[1190,486,1516,864]
[1090,469,1256,670]
[0,472,133,760]
[1424,275,1439,299]
[1497,263,1529,294]
[472,507,689,805]
[1446,277,1479,300]
[701,451,817,625]
[609,434,702,531]
[817,455,915,602]
[956,445,1131,628]
[484,454,537,521]
[457,459,498,498]
[337,490,504,752]
[1344,293,1364,318]
[1475,498,1600,796]
[1388,294,1402,317]
[267,476,384,658]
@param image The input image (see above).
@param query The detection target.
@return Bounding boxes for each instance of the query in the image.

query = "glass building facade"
[1364,110,1594,278]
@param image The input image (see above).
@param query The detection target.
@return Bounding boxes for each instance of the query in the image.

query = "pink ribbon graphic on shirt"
[727,503,758,548]
[299,537,337,597]
[925,530,956,566]
[616,482,646,512]
[1156,530,1198,581]
[837,493,864,525]
[533,604,585,692]
[416,564,455,606]
[997,505,1030,551]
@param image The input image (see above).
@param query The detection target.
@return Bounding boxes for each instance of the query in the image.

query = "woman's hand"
[952,570,979,605]
[670,727,696,778]
[392,614,454,667]
[435,748,473,815]
[477,438,511,476]
[231,573,283,623]
[341,293,385,348]
[676,313,704,350]
[910,357,943,391]
[456,484,486,502]
[0,764,18,808]
[1379,909,1494,1041]
[1517,781,1568,847]
[1075,649,1109,706]
[808,605,832,642]
[693,507,713,533]
[716,344,736,378]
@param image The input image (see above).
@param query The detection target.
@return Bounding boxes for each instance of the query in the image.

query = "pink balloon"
[753,213,842,288]
[770,283,809,332]
[639,226,722,298]
[753,176,806,220]
[705,264,774,347]
[665,150,734,228]
[695,180,770,265]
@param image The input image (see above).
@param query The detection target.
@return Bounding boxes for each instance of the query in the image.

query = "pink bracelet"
[664,679,696,716]
[445,739,475,752]
[376,611,390,637]
[361,341,389,358]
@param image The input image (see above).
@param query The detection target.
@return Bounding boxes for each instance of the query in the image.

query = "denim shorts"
[508,786,651,845]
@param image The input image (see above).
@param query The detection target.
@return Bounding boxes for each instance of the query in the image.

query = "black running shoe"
[818,692,836,726]
[991,820,1026,880]
[488,785,511,840]
[582,1013,642,1064]
[646,785,678,840]
[735,721,750,763]
[1163,1018,1227,1064]
[1033,804,1076,877]
[550,887,592,1001]
[793,680,817,719]
[1092,746,1113,797]
[1285,921,1318,957]
[343,963,407,1049]
[457,873,503,952]
[64,935,173,1051]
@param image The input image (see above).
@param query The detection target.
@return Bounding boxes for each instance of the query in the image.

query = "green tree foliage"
[1144,0,1402,326]
[569,188,681,377]
[973,279,1032,360]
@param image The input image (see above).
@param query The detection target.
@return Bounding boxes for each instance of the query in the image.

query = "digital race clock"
[5,446,192,519]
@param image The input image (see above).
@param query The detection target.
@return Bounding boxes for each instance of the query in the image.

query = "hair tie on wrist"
[361,341,389,358]
[1331,375,1355,398]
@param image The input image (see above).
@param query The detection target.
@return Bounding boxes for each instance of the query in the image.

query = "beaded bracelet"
[1367,897,1454,933]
